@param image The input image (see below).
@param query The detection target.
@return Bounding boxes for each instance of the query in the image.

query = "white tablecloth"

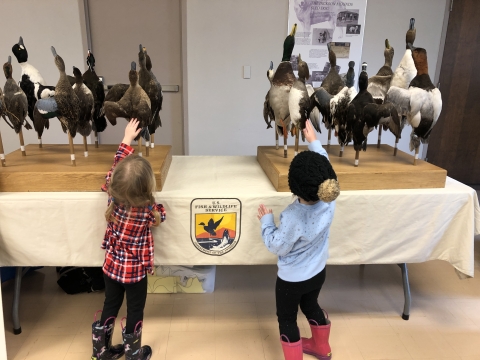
[0,156,479,277]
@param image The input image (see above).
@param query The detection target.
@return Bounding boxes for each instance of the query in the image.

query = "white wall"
[184,0,448,156]
[0,0,88,155]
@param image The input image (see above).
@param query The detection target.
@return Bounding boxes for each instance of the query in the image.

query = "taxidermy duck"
[103,62,151,135]
[288,53,311,155]
[390,18,417,90]
[310,61,357,155]
[141,46,163,148]
[3,57,31,132]
[3,57,31,156]
[72,66,94,156]
[386,45,442,164]
[263,62,275,130]
[347,63,400,166]
[82,50,107,144]
[12,36,55,146]
[33,46,80,166]
[320,43,346,144]
[268,23,297,158]
[367,39,395,146]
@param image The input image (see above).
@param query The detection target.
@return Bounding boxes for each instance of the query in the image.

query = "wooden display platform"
[257,144,447,191]
[0,144,172,192]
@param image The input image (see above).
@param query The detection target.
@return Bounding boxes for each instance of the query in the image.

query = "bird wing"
[263,92,274,129]
[364,103,401,139]
[386,86,411,116]
[104,84,129,102]
[367,75,392,103]
[431,88,442,124]
[311,87,332,129]
[19,74,36,121]
[214,216,224,229]
[103,101,128,126]
[306,84,321,132]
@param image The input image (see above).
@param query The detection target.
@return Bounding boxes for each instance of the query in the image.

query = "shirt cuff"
[308,140,323,152]
[120,143,135,154]
[260,213,275,227]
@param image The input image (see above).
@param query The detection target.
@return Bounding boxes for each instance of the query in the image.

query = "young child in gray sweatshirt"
[258,119,340,360]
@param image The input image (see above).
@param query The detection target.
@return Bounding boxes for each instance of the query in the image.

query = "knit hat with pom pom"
[288,151,340,202]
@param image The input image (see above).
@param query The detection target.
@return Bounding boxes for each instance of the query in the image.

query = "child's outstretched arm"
[258,204,297,257]
[102,119,142,191]
[304,119,329,160]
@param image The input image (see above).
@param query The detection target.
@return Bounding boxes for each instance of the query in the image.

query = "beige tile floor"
[2,238,480,360]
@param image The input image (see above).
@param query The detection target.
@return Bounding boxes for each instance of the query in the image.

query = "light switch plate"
[243,66,251,79]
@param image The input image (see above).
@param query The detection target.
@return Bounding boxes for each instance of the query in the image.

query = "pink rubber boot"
[301,317,332,360]
[280,334,303,360]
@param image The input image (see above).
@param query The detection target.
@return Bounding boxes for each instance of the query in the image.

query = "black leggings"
[276,268,327,342]
[100,274,148,334]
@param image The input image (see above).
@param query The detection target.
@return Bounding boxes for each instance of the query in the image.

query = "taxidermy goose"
[103,62,151,138]
[82,50,107,143]
[288,53,310,155]
[141,46,163,148]
[268,23,297,158]
[12,37,55,146]
[386,45,442,164]
[33,47,80,140]
[72,66,94,156]
[263,61,275,129]
[3,57,31,133]
[347,63,400,166]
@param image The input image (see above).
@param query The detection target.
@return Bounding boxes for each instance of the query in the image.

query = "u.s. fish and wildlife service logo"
[190,198,241,256]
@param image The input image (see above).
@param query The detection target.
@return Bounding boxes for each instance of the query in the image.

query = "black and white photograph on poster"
[330,42,351,58]
[288,0,367,91]
[312,28,333,45]
[346,24,362,35]
[336,10,360,26]
[290,55,299,71]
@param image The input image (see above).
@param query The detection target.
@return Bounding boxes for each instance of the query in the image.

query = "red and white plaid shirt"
[101,143,166,283]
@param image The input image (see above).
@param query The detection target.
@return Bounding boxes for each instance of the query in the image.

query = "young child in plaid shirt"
[91,119,166,360]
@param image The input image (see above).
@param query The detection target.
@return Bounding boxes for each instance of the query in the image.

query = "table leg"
[12,267,23,334]
[398,263,411,320]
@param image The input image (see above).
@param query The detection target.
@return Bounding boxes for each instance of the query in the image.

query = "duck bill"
[362,62,367,72]
[385,39,390,49]
[131,61,136,71]
[18,36,24,46]
[289,23,297,37]
[269,61,273,70]
[8,56,11,64]
[139,44,143,52]
[409,18,415,30]
[51,46,57,57]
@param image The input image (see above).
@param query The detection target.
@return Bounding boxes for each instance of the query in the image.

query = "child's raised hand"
[257,204,273,220]
[303,119,317,143]
[122,118,142,146]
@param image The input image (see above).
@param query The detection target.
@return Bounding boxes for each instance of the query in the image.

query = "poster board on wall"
[288,0,368,88]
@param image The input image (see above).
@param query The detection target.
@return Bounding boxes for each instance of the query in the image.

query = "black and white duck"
[288,53,311,155]
[386,45,442,164]
[263,61,275,130]
[82,50,107,146]
[12,36,55,146]
[72,66,94,156]
[320,43,345,145]
[33,47,80,165]
[142,46,163,148]
[3,56,31,156]
[268,23,297,158]
[103,62,152,151]
[347,63,400,166]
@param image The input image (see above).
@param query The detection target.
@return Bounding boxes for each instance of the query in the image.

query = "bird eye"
[19,45,25,50]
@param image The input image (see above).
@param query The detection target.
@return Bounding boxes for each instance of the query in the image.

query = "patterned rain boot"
[301,313,332,360]
[122,319,152,360]
[280,334,303,360]
[91,311,125,360]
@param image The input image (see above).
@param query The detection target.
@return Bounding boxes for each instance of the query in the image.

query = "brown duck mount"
[103,61,152,155]
[2,56,31,159]
[72,66,94,157]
